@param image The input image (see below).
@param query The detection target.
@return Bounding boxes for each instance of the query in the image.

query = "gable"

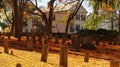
[70,5,88,14]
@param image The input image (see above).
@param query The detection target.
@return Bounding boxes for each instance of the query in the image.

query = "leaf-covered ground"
[0,46,110,67]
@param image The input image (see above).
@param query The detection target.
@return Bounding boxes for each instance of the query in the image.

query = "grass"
[0,46,110,67]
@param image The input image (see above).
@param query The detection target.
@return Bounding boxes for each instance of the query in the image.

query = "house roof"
[35,1,88,14]
[54,2,87,13]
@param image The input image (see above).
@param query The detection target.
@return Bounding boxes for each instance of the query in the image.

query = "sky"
[38,0,93,14]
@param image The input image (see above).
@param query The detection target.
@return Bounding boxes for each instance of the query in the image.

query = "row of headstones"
[3,37,87,67]
[3,38,120,67]
[1,34,60,44]
[93,41,120,47]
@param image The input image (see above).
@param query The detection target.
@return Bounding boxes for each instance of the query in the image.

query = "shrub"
[96,28,109,35]
[81,42,96,50]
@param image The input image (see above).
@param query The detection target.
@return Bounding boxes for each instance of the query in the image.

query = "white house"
[23,2,88,34]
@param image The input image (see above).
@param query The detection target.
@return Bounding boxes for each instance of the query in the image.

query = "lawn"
[0,46,110,67]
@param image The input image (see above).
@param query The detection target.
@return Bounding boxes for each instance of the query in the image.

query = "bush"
[96,28,109,35]
[81,42,96,50]
[108,30,118,36]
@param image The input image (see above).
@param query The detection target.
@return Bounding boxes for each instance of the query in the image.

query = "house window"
[76,25,80,31]
[70,26,74,32]
[76,14,80,20]
[81,15,86,21]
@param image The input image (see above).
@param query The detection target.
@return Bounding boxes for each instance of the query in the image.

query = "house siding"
[23,4,87,34]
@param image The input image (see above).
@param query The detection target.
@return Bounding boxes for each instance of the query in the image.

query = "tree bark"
[13,0,21,37]
[65,0,84,34]
[118,10,120,32]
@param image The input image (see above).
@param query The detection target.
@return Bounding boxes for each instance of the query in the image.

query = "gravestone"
[115,34,120,45]
[71,34,80,52]
[16,63,22,67]
[27,37,33,51]
[11,51,13,55]
[38,35,42,44]
[32,35,36,43]
[60,44,68,67]
[55,35,59,44]
[110,60,120,67]
[26,35,29,42]
[4,38,9,54]
[84,52,89,62]
[41,42,49,62]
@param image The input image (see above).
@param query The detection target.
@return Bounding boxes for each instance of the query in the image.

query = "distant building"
[98,20,119,30]
[23,2,88,34]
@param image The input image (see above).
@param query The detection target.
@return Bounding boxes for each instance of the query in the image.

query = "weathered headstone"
[71,34,80,52]
[41,43,49,62]
[27,37,33,51]
[84,52,89,62]
[26,35,29,42]
[110,60,120,67]
[18,35,21,41]
[32,35,36,43]
[55,35,59,44]
[4,38,9,54]
[38,35,42,44]
[16,63,22,67]
[11,51,13,55]
[60,44,68,67]
[8,35,11,39]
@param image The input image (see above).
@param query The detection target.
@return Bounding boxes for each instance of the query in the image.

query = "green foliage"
[96,28,109,35]
[78,28,118,36]
[0,22,8,31]
[82,13,105,30]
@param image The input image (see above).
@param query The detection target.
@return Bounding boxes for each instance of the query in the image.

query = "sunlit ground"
[0,46,110,67]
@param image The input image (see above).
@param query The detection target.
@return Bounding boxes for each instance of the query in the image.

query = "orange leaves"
[23,12,28,16]
[102,3,113,11]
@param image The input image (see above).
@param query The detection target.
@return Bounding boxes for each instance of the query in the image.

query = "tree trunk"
[13,0,21,37]
[13,0,25,38]
[65,20,70,34]
[111,12,114,30]
[65,0,84,34]
[118,11,120,32]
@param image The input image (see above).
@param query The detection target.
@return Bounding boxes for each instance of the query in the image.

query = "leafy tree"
[0,9,11,32]
[65,0,84,34]
[27,0,85,35]
[82,13,105,30]
[0,0,28,38]
[28,0,56,35]
[88,0,120,32]
[0,22,8,32]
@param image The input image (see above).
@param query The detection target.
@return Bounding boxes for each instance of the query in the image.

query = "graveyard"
[0,0,120,67]
[0,40,110,67]
[0,32,120,67]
